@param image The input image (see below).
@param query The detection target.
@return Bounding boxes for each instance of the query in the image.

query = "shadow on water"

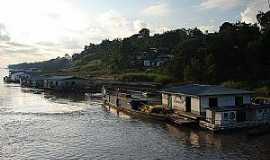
[19,87,96,104]
[44,90,88,102]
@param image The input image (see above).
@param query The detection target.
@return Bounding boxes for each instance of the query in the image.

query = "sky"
[0,0,269,67]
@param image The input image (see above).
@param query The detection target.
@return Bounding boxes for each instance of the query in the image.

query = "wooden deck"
[168,113,198,126]
[104,101,198,127]
[104,102,168,121]
[173,110,202,120]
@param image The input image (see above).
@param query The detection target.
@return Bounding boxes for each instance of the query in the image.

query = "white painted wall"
[206,110,237,125]
[172,95,186,111]
[144,60,150,67]
[215,112,222,125]
[162,94,168,106]
[191,97,200,114]
[206,110,212,121]
[163,94,201,114]
[201,95,252,113]
[11,72,30,81]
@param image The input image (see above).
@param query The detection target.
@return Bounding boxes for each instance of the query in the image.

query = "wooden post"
[212,111,215,125]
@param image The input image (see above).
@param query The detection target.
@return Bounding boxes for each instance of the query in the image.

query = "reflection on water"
[0,68,270,160]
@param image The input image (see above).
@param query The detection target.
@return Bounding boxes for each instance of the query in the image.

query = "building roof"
[31,75,49,81]
[161,84,254,96]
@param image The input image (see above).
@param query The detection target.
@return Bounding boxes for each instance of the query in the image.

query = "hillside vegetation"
[9,11,270,95]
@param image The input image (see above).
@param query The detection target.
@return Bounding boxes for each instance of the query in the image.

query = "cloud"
[83,10,149,41]
[0,0,88,67]
[198,25,218,33]
[241,0,269,24]
[0,0,172,67]
[0,40,62,67]
[6,42,31,48]
[0,23,10,41]
[133,20,147,32]
[199,0,241,10]
[142,2,171,17]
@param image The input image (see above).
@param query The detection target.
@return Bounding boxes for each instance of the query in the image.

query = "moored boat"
[104,101,168,121]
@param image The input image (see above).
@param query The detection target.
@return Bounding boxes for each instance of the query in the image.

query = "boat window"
[230,112,236,120]
[235,96,244,106]
[224,113,229,120]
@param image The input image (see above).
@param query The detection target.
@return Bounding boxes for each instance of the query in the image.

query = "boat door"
[185,97,191,112]
[168,95,173,110]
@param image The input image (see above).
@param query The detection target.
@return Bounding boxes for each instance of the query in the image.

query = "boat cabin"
[161,84,270,130]
[43,76,86,91]
[161,84,253,116]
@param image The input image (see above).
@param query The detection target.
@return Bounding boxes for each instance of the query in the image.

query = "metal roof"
[45,76,82,81]
[31,76,47,81]
[161,84,254,96]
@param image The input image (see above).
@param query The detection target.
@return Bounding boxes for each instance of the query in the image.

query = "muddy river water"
[0,69,269,160]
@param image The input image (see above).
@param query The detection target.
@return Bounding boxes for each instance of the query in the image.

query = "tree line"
[10,11,270,88]
[74,11,269,84]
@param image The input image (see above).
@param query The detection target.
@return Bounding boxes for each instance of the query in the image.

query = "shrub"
[221,81,250,89]
[118,72,173,84]
[255,86,270,96]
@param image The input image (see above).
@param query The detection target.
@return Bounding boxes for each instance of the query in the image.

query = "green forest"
[9,11,270,95]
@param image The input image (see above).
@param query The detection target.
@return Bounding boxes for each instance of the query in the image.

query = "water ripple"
[0,69,270,160]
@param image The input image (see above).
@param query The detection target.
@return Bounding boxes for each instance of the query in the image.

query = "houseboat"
[8,71,31,83]
[161,84,270,131]
[43,76,87,91]
[3,76,12,83]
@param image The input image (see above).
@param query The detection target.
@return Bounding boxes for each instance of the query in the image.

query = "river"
[0,69,269,160]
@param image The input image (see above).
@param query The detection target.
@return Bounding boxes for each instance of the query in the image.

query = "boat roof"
[45,76,83,81]
[31,75,48,81]
[161,84,254,96]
